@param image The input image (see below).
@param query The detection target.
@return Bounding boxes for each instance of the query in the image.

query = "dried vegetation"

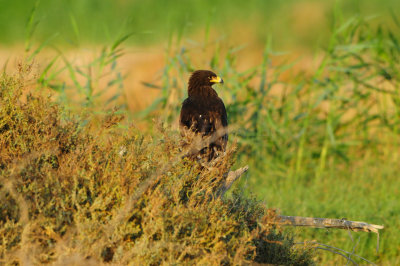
[0,69,314,265]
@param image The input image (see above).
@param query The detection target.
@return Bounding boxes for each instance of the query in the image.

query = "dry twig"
[218,166,249,196]
[276,216,384,233]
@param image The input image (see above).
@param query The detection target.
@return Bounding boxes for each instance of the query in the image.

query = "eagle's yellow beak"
[210,76,224,84]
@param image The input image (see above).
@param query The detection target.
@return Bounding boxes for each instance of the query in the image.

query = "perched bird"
[179,70,228,161]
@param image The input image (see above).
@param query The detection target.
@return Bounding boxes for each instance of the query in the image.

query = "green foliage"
[142,16,400,264]
[21,1,129,111]
[0,71,313,264]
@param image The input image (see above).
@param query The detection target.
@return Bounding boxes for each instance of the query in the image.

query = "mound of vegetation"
[0,70,314,264]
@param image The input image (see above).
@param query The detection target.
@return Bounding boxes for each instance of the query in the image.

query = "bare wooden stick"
[218,165,249,196]
[225,166,249,189]
[276,215,384,233]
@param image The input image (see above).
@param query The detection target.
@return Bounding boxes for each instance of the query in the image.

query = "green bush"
[0,70,314,264]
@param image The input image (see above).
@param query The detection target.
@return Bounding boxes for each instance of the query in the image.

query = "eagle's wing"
[212,97,228,150]
[179,98,205,156]
[179,97,228,159]
[179,98,196,137]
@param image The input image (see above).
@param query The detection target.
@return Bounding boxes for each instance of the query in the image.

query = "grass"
[138,14,400,264]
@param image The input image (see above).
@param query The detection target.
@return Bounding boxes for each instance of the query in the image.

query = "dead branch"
[218,165,249,196]
[276,215,384,233]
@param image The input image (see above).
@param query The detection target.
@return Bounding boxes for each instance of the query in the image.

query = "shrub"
[0,69,314,264]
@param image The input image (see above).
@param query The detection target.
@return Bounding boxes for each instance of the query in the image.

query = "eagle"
[179,70,228,161]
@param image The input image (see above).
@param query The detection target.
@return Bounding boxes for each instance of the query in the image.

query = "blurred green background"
[0,0,398,50]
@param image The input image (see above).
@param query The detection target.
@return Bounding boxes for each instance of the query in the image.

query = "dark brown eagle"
[179,70,228,161]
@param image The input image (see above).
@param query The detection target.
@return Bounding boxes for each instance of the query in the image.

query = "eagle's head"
[188,70,224,89]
